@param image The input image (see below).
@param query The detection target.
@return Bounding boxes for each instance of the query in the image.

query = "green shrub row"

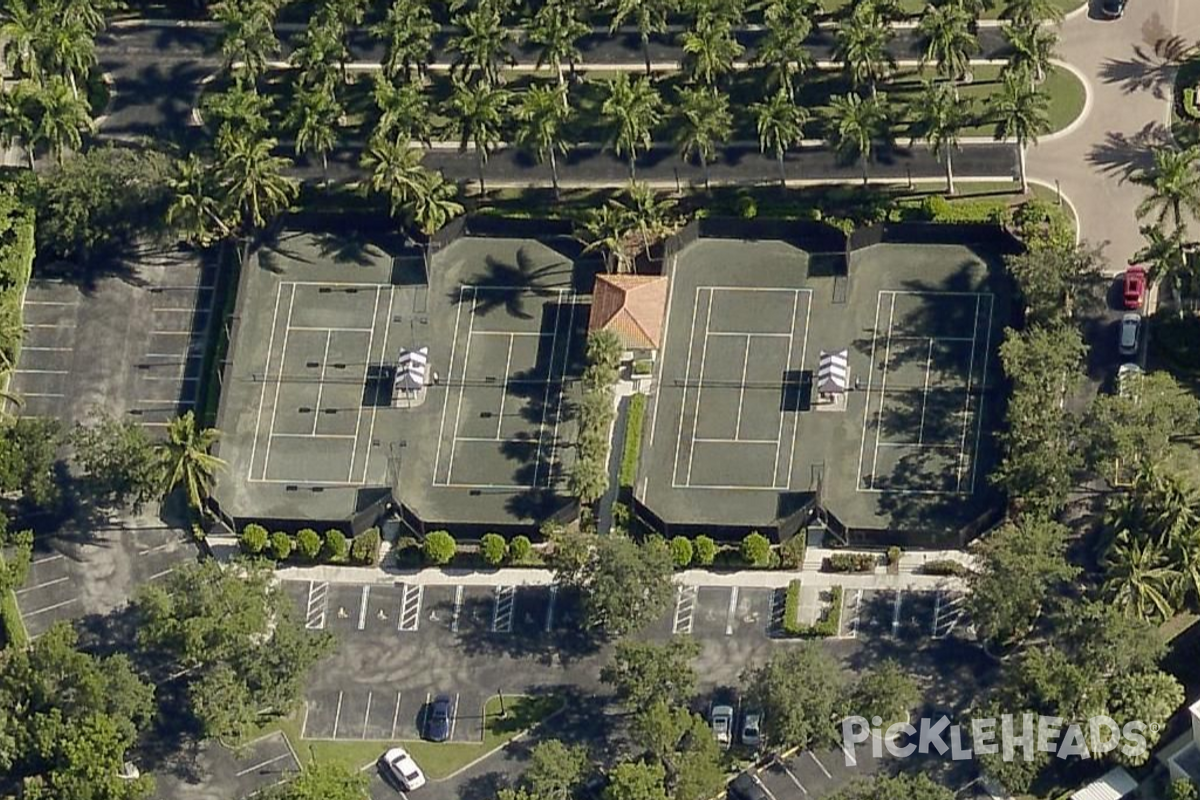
[618,393,647,496]
[825,553,878,573]
[398,531,539,568]
[922,559,970,577]
[781,581,844,638]
[238,523,369,565]
[0,185,35,372]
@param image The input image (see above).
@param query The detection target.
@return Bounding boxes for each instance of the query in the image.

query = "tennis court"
[670,286,812,491]
[856,290,996,495]
[432,285,581,490]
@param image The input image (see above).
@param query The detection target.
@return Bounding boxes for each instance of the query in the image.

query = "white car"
[382,747,426,791]
[1117,363,1143,399]
[711,705,734,748]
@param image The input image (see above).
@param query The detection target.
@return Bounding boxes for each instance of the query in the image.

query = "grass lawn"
[261,694,562,781]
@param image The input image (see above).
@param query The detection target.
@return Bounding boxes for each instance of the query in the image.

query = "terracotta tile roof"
[589,274,669,350]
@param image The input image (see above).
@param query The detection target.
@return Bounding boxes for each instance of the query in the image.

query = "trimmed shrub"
[612,502,631,529]
[693,535,717,566]
[922,559,970,577]
[780,535,806,569]
[295,528,321,561]
[423,531,457,565]
[239,523,268,555]
[270,531,293,561]
[322,529,349,562]
[481,533,507,566]
[669,536,694,568]
[350,527,381,566]
[825,553,878,573]
[886,546,901,567]
[510,535,532,563]
[740,532,772,568]
[1168,778,1199,800]
[618,394,646,492]
[781,581,843,638]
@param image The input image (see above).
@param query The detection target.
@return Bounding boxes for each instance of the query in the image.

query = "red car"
[1123,266,1147,309]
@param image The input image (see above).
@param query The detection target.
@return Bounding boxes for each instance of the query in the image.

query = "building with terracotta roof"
[588,274,669,353]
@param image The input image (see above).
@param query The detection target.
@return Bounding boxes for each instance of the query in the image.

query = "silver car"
[1118,313,1140,357]
[711,705,734,748]
[741,711,762,747]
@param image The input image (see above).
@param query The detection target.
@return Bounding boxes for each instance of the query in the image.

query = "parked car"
[425,695,453,742]
[382,747,426,791]
[1117,362,1143,398]
[1100,0,1128,18]
[711,705,734,748]
[1123,266,1147,309]
[1119,313,1141,357]
[741,711,762,747]
[729,772,770,800]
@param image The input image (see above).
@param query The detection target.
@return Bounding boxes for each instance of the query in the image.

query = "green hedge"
[781,581,843,638]
[618,393,647,497]
[0,190,35,377]
[825,553,878,573]
[1,588,27,649]
[922,559,970,577]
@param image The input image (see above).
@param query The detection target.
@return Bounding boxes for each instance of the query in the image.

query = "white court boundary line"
[856,290,994,496]
[671,286,811,491]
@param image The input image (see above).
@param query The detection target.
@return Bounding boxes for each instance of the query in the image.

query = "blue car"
[1101,0,1127,18]
[425,695,453,742]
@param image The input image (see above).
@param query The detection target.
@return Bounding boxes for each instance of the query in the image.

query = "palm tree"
[0,83,37,169]
[216,132,299,233]
[291,16,347,90]
[408,171,465,237]
[285,83,341,180]
[674,86,732,190]
[825,92,890,185]
[1132,224,1192,312]
[860,0,907,24]
[371,75,433,146]
[449,80,511,194]
[515,83,572,199]
[607,0,676,76]
[611,181,676,262]
[63,0,120,36]
[909,80,969,194]
[752,88,808,188]
[166,154,233,247]
[155,411,226,511]
[361,138,430,216]
[918,3,978,87]
[204,79,273,152]
[42,17,96,99]
[449,2,513,87]
[1132,147,1200,232]
[1103,535,1178,622]
[989,72,1049,194]
[212,0,280,81]
[680,18,744,86]
[580,204,630,273]
[0,0,47,84]
[834,4,896,97]
[371,0,437,80]
[1002,0,1064,26]
[28,76,91,166]
[527,0,588,89]
[602,73,663,179]
[754,0,817,96]
[1002,21,1057,88]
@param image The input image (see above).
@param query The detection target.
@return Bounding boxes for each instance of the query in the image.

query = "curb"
[1039,59,1093,143]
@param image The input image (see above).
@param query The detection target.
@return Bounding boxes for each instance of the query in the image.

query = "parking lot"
[16,522,195,639]
[10,247,217,429]
[153,730,301,800]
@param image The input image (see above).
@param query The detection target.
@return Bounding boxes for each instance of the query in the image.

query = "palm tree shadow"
[451,246,571,318]
[1099,47,1175,98]
[1085,122,1171,182]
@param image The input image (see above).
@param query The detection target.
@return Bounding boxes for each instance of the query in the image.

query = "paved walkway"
[1027,0,1200,272]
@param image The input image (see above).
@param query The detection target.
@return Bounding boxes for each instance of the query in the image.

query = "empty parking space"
[848,588,972,646]
[154,731,299,800]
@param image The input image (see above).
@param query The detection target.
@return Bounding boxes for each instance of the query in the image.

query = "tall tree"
[680,18,744,86]
[834,4,895,97]
[1132,146,1200,232]
[1104,535,1178,622]
[449,1,514,87]
[0,82,37,169]
[1133,223,1194,311]
[602,73,663,179]
[523,740,591,800]
[989,72,1050,194]
[754,0,817,96]
[217,132,299,234]
[557,534,675,636]
[527,0,588,89]
[285,82,342,179]
[674,86,732,190]
[1002,21,1057,88]
[827,775,953,800]
[167,153,232,247]
[212,0,281,81]
[744,644,845,750]
[515,83,572,199]
[752,88,808,188]
[601,637,701,709]
[360,138,430,216]
[0,0,47,83]
[909,80,968,194]
[1002,0,1065,26]
[449,79,511,194]
[290,15,347,91]
[370,0,437,80]
[604,761,669,800]
[918,3,978,87]
[262,762,368,800]
[154,410,225,510]
[1003,240,1106,324]
[825,92,890,184]
[606,0,676,75]
[28,75,91,166]
[71,414,161,512]
[407,170,464,236]
[371,75,433,146]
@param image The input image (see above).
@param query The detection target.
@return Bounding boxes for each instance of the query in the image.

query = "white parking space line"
[357,586,370,630]
[933,591,966,639]
[449,693,460,740]
[13,368,68,375]
[306,581,329,630]
[234,752,293,777]
[391,691,403,738]
[808,751,832,779]
[332,691,344,738]
[673,585,697,635]
[22,597,78,616]
[725,586,739,635]
[545,585,557,632]
[21,346,72,352]
[891,591,903,637]
[753,773,779,800]
[15,576,70,594]
[138,542,177,556]
[361,691,373,739]
[451,585,463,633]
[492,585,515,633]
[301,702,310,738]
[398,583,422,632]
[776,760,807,795]
[147,567,175,581]
[842,742,858,768]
